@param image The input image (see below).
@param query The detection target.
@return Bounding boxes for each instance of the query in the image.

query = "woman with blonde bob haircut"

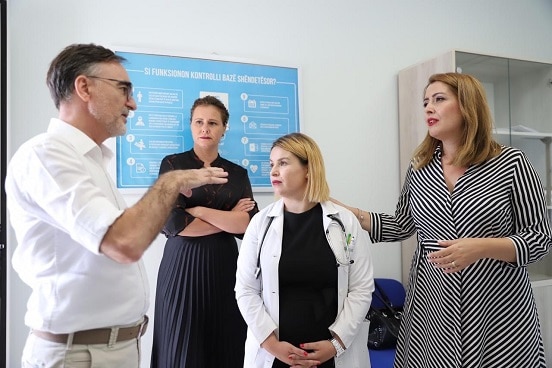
[271,132,330,202]
[236,132,374,368]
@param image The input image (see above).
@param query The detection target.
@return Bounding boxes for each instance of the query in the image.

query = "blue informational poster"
[114,49,300,191]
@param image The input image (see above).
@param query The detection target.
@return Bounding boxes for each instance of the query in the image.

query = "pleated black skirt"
[151,232,247,368]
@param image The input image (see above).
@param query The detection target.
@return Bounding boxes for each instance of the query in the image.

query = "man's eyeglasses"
[87,76,133,101]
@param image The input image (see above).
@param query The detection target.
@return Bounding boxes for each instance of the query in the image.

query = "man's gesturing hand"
[178,167,228,196]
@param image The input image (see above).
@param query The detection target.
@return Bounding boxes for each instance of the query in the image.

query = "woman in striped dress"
[334,73,552,367]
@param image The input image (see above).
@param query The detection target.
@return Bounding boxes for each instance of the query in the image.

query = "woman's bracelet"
[329,337,346,357]
[356,208,364,222]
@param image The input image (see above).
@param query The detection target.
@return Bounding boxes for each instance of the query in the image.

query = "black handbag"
[367,280,402,350]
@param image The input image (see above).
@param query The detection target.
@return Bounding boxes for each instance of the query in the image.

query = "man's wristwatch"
[329,337,346,357]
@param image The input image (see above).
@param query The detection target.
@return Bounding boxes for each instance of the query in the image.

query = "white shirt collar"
[47,118,114,165]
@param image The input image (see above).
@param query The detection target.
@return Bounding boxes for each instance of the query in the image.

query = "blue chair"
[368,278,406,368]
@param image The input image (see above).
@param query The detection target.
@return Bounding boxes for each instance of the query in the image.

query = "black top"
[160,149,257,237]
[275,204,337,368]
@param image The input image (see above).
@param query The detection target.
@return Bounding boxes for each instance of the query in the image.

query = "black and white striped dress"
[371,145,552,368]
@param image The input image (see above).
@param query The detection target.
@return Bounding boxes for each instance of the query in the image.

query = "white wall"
[6,0,552,366]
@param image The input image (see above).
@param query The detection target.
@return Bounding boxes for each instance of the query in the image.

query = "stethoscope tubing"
[255,213,353,278]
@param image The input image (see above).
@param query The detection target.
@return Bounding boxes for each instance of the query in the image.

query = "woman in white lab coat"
[235,132,374,368]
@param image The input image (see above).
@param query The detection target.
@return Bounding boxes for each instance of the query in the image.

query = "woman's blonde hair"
[413,73,501,169]
[271,132,330,202]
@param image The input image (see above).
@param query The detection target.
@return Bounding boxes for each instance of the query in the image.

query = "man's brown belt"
[32,316,148,345]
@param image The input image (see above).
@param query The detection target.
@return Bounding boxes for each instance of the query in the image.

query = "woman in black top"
[151,96,258,368]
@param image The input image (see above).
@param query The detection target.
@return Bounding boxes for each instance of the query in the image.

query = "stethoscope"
[326,214,354,267]
[255,213,353,279]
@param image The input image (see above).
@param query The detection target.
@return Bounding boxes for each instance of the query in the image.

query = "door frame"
[1,0,8,366]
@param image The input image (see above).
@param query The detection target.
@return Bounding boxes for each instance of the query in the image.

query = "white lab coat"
[235,199,374,368]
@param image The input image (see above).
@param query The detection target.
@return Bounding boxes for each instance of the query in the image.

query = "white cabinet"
[397,50,552,361]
